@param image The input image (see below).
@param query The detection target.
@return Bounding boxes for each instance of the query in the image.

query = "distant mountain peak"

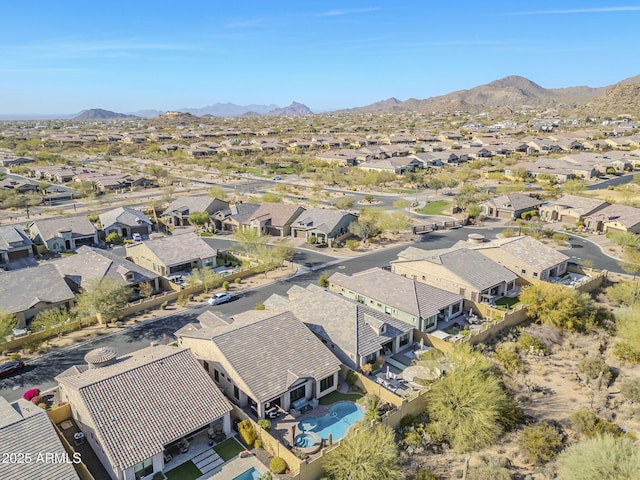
[73,108,139,120]
[266,102,313,116]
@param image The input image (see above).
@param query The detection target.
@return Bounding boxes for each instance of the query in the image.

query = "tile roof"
[0,225,32,252]
[486,193,544,212]
[214,203,261,223]
[52,245,159,288]
[396,246,518,290]
[587,203,640,228]
[0,263,75,314]
[292,209,355,234]
[55,345,231,471]
[126,232,217,267]
[163,195,228,216]
[176,311,341,403]
[329,268,463,319]
[27,216,96,241]
[98,207,152,229]
[266,284,413,359]
[464,236,569,271]
[246,203,304,228]
[0,398,80,480]
[541,194,608,216]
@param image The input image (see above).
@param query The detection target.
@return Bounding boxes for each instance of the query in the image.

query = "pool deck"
[208,455,268,480]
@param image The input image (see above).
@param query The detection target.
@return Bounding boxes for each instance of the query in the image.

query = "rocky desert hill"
[73,108,139,120]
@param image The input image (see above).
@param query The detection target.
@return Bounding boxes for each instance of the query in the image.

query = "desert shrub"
[494,343,523,373]
[255,302,265,310]
[254,439,263,449]
[553,233,569,246]
[517,332,548,355]
[30,395,42,405]
[520,210,538,220]
[612,342,640,364]
[222,281,230,291]
[502,228,515,238]
[517,422,564,465]
[467,456,513,480]
[346,369,358,386]
[234,277,242,284]
[569,408,625,438]
[9,353,21,360]
[177,292,189,305]
[257,419,271,431]
[400,414,416,428]
[413,469,440,480]
[345,239,360,250]
[269,456,287,474]
[238,420,257,447]
[556,434,640,480]
[160,301,168,310]
[578,356,612,384]
[318,273,329,288]
[105,232,124,244]
[620,378,640,403]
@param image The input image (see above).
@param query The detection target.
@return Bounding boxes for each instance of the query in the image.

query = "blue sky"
[1,1,640,115]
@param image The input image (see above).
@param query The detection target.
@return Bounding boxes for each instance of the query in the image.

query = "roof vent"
[85,346,118,369]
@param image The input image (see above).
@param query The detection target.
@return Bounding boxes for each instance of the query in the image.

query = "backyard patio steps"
[192,449,224,475]
[383,356,407,371]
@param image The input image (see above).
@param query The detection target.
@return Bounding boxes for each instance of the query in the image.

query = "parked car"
[273,175,282,180]
[0,360,25,378]
[132,233,142,241]
[208,292,232,305]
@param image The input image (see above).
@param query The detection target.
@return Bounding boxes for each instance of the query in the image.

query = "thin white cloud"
[508,6,640,15]
[318,7,380,17]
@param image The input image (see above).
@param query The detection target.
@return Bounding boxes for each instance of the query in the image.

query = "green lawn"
[416,200,450,215]
[318,390,364,406]
[213,437,245,462]
[165,460,202,480]
[495,296,520,311]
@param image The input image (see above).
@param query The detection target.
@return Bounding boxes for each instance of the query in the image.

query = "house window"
[320,375,334,392]
[363,353,377,364]
[521,269,526,275]
[451,302,461,314]
[234,386,239,399]
[384,306,392,315]
[213,369,219,382]
[203,361,209,372]
[134,458,153,479]
[290,385,305,404]
[399,333,409,347]
[533,272,538,278]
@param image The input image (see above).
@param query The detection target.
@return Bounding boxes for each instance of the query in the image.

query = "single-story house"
[52,246,161,296]
[289,209,357,246]
[99,207,152,240]
[125,232,217,276]
[539,195,610,224]
[213,203,261,232]
[161,196,229,228]
[0,397,80,480]
[391,246,518,303]
[26,217,99,253]
[583,203,640,234]
[481,193,544,219]
[328,268,464,332]
[0,225,34,265]
[241,203,305,237]
[175,310,341,419]
[264,284,415,370]
[56,345,232,480]
[0,263,75,327]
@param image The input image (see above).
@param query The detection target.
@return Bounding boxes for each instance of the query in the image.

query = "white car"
[132,233,142,241]
[208,293,232,305]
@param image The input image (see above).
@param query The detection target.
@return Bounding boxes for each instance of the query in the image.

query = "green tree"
[105,232,124,244]
[318,273,330,288]
[467,203,482,219]
[323,424,403,480]
[187,211,210,233]
[363,395,381,423]
[364,194,374,203]
[426,178,445,194]
[556,435,640,480]
[30,308,70,338]
[613,308,640,362]
[0,310,18,346]
[561,179,587,195]
[520,283,597,331]
[423,345,520,452]
[348,220,379,244]
[73,277,130,324]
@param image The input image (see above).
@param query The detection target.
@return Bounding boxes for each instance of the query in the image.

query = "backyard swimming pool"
[232,466,262,480]
[298,401,363,441]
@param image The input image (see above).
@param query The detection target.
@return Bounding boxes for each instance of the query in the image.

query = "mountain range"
[3,74,640,120]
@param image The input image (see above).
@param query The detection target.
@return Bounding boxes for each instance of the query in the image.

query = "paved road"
[0,226,622,402]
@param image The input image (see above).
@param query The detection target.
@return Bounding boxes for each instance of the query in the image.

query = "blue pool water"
[294,433,317,448]
[298,401,363,441]
[232,467,262,480]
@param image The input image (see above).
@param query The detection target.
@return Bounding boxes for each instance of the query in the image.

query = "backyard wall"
[47,402,72,424]
[231,405,301,477]
[339,365,403,407]
[53,423,95,480]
